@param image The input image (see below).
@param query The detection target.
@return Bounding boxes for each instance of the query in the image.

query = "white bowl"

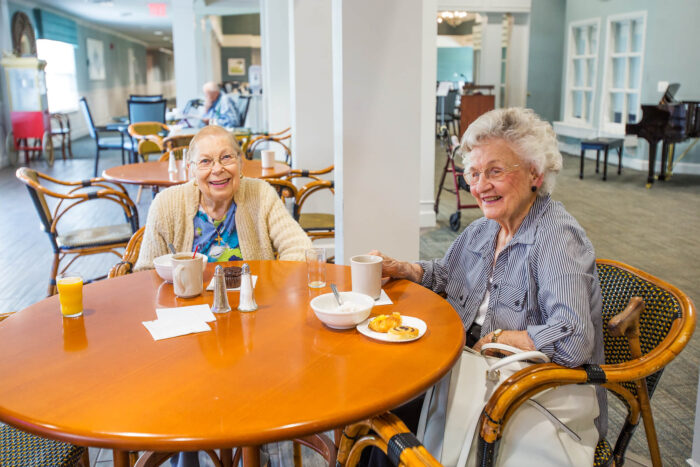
[153,253,208,282]
[310,291,375,329]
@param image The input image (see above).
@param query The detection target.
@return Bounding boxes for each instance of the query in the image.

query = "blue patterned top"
[192,201,243,262]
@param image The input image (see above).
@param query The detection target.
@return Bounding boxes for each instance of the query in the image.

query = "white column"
[289,0,334,214]
[0,0,12,168]
[332,0,424,264]
[505,13,530,108]
[172,0,206,109]
[420,0,438,227]
[479,12,503,108]
[260,0,291,133]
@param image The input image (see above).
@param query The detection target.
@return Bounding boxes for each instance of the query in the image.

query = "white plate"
[356,316,427,343]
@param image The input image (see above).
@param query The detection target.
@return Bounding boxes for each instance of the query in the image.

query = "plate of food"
[357,312,427,343]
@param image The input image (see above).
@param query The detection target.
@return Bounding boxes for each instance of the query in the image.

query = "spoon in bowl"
[330,284,343,309]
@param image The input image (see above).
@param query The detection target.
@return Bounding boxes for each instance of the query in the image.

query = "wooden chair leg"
[293,441,303,467]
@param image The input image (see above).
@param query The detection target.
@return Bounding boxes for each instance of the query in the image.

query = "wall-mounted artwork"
[87,38,105,80]
[227,58,245,76]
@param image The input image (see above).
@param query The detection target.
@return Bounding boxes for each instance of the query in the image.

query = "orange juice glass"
[57,275,83,318]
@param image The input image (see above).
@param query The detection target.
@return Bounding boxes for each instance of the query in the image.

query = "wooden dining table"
[102,159,291,187]
[0,261,464,467]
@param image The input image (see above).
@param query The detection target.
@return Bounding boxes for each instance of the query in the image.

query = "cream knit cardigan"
[134,177,311,271]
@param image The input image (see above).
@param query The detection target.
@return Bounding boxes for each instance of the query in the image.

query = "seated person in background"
[135,125,310,271]
[200,81,241,128]
[367,107,606,466]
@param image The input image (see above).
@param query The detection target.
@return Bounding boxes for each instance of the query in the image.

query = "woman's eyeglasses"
[464,164,520,186]
[194,154,239,170]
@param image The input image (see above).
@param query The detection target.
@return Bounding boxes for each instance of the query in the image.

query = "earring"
[531,186,537,192]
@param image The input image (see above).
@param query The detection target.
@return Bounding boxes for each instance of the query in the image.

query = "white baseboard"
[420,201,436,228]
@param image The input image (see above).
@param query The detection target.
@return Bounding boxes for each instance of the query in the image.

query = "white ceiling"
[29,0,259,49]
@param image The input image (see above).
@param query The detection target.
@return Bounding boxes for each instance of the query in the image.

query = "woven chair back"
[597,261,680,398]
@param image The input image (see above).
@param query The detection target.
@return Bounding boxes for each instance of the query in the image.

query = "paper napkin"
[143,304,214,341]
[375,289,393,306]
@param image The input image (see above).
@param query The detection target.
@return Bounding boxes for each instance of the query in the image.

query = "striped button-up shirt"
[418,195,606,437]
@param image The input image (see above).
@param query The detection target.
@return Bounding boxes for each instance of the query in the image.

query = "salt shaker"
[211,265,231,314]
[238,263,258,312]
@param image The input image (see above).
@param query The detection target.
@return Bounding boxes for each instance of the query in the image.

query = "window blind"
[33,9,78,46]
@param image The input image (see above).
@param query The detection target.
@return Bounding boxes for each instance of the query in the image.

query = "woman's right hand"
[369,250,423,284]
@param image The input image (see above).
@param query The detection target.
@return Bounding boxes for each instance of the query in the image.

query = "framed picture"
[228,58,245,76]
[86,38,105,80]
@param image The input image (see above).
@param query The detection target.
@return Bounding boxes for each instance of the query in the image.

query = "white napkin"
[375,289,393,306]
[206,275,258,291]
[143,304,214,341]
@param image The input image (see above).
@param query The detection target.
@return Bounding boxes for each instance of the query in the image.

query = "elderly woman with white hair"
[135,125,310,272]
[200,81,240,127]
[368,107,605,465]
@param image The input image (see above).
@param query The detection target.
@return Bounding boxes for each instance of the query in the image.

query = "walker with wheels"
[1,55,54,166]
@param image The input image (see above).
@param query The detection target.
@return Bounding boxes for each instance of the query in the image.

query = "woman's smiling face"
[467,139,540,229]
[191,133,241,205]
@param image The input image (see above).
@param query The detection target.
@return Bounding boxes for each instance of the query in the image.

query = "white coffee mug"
[350,255,382,300]
[171,253,203,298]
[261,150,275,169]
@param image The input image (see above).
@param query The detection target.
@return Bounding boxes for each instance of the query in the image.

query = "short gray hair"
[187,125,242,167]
[460,107,562,196]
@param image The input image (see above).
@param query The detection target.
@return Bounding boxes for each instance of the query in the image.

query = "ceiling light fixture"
[437,11,469,28]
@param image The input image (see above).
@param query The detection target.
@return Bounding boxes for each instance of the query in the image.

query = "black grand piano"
[626,83,700,186]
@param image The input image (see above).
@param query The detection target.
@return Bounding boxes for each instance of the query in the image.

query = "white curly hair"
[460,107,562,196]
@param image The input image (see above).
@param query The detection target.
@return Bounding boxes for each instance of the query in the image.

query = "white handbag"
[416,343,598,467]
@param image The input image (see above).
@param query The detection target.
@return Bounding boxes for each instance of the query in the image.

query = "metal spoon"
[330,284,343,308]
[168,243,177,255]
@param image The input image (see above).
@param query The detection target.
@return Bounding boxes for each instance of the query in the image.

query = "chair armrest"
[337,412,441,467]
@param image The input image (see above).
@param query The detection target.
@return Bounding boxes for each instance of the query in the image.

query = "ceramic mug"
[171,253,203,298]
[350,255,382,300]
[261,150,275,169]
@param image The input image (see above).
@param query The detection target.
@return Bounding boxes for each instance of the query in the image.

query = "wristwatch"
[491,329,503,343]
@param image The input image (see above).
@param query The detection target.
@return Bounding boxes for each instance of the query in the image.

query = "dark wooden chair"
[336,259,696,467]
[16,167,139,296]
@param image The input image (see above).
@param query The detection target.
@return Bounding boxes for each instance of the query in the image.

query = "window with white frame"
[564,19,600,125]
[600,12,646,134]
[36,39,79,113]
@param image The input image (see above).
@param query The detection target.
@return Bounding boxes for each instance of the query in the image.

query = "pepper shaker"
[238,263,258,312]
[211,265,231,314]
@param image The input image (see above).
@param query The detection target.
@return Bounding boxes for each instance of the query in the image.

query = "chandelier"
[437,11,469,28]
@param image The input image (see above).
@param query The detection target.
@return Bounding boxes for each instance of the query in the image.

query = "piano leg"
[659,140,670,181]
[646,140,659,187]
[602,145,610,181]
[579,147,585,179]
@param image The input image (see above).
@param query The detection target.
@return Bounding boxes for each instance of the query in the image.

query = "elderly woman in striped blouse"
[370,107,605,463]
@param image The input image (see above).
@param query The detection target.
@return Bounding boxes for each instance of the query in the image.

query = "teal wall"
[437,47,473,83]
[526,0,566,123]
[563,0,700,165]
[221,14,260,35]
[221,47,252,83]
[7,1,172,115]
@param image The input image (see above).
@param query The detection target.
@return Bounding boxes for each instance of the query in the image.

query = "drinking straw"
[193,245,200,259]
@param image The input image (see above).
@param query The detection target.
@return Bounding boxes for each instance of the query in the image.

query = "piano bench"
[580,138,624,181]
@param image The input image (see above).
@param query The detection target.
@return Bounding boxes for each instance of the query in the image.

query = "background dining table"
[0,261,464,467]
[102,159,291,187]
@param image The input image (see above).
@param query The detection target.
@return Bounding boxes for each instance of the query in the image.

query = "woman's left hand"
[473,330,536,353]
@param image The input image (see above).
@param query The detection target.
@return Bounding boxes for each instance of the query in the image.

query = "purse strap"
[480,342,550,374]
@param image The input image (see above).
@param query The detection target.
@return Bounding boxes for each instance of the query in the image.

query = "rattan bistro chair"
[16,168,139,296]
[337,259,696,467]
[265,165,335,241]
[243,127,292,164]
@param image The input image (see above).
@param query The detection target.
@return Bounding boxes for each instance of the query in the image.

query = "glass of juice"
[56,274,83,318]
